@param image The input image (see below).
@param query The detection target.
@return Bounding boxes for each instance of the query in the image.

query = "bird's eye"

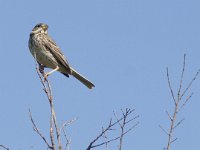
[35,24,42,28]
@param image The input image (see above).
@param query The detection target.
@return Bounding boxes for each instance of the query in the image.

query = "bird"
[28,23,95,89]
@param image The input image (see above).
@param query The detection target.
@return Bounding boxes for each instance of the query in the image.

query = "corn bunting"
[28,23,95,89]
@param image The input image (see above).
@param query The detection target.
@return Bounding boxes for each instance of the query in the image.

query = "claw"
[44,73,48,80]
[43,66,60,80]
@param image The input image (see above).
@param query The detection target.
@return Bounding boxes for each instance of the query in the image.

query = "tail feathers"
[71,68,95,89]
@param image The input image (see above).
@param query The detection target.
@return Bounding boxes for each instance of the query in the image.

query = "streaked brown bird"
[28,23,95,89]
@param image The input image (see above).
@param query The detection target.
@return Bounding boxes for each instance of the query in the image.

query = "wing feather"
[43,35,71,73]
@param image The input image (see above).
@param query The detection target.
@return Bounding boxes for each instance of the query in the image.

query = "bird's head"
[31,23,48,34]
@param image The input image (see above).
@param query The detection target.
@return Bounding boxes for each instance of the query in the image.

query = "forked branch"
[29,61,64,150]
[86,108,139,150]
[160,54,200,150]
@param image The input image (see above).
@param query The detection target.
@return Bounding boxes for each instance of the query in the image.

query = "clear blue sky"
[0,0,200,149]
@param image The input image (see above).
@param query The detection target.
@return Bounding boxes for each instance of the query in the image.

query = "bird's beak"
[42,24,48,31]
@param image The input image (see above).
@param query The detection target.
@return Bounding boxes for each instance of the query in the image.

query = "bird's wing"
[43,35,71,72]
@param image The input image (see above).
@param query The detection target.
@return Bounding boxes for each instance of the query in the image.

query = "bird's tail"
[70,68,95,89]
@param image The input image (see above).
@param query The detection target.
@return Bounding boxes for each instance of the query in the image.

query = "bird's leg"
[38,63,45,75]
[44,66,60,79]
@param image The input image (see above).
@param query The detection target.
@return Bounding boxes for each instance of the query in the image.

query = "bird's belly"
[33,48,58,69]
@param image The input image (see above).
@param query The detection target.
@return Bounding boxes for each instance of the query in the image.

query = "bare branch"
[161,55,200,150]
[166,68,176,104]
[60,117,77,134]
[86,108,138,150]
[125,115,139,124]
[50,115,56,150]
[0,145,9,150]
[165,111,172,121]
[180,69,200,99]
[33,61,62,150]
[123,121,139,136]
[29,109,52,149]
[35,64,57,150]
[62,127,71,150]
[60,118,77,150]
[117,108,137,150]
[159,125,168,135]
[178,93,193,112]
[173,118,184,130]
[51,102,62,150]
[101,127,109,149]
[86,118,116,150]
[170,138,177,144]
[88,136,121,149]
[177,54,186,99]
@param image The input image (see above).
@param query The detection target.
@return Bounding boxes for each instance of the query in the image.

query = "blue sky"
[0,0,200,149]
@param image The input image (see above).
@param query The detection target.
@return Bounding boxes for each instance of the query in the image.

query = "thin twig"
[180,69,200,99]
[50,98,62,150]
[29,109,52,149]
[60,118,77,150]
[177,54,186,99]
[170,138,177,144]
[35,62,63,150]
[60,117,77,134]
[166,68,176,105]
[101,127,109,150]
[159,125,169,135]
[178,93,193,112]
[50,106,56,150]
[62,127,71,150]
[165,111,172,121]
[173,119,184,130]
[161,55,200,150]
[35,64,57,150]
[0,145,9,150]
[122,121,139,135]
[88,136,121,149]
[86,108,138,150]
[86,118,115,150]
[114,109,127,150]
[166,87,179,150]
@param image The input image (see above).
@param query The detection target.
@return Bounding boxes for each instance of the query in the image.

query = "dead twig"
[29,58,62,150]
[160,54,199,150]
[60,117,77,150]
[0,145,9,150]
[35,63,57,150]
[29,54,77,150]
[29,109,52,149]
[86,108,139,150]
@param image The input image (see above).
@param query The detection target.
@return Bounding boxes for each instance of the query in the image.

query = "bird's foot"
[42,66,60,81]
[43,73,49,81]
[38,63,45,75]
